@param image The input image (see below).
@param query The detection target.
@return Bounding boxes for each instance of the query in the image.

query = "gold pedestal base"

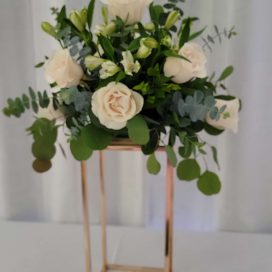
[80,141,174,272]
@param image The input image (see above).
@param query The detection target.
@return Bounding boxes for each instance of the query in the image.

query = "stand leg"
[99,151,108,271]
[164,159,174,272]
[81,161,92,272]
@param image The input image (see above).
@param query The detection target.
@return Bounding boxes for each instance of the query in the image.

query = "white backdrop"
[0,0,272,233]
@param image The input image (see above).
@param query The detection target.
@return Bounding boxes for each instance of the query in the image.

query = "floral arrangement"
[3,0,240,195]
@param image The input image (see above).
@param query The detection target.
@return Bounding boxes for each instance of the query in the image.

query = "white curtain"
[0,0,272,233]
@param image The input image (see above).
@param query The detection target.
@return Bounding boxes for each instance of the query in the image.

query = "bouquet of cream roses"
[3,0,240,195]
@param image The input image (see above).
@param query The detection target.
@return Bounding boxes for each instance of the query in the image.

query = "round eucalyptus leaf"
[147,154,161,175]
[197,171,221,195]
[127,115,149,145]
[177,159,201,181]
[70,134,93,161]
[82,124,112,150]
[30,118,58,144]
[32,142,56,160]
[32,159,52,173]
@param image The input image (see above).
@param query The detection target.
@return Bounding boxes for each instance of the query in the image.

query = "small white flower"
[206,99,240,133]
[121,51,141,76]
[99,61,120,79]
[164,42,207,84]
[92,82,144,130]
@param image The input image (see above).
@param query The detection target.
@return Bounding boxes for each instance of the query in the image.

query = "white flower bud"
[85,56,106,71]
[70,10,84,32]
[142,37,158,49]
[165,10,180,30]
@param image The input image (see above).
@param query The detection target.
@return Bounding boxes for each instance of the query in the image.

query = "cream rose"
[164,42,207,84]
[92,82,144,130]
[45,48,84,88]
[101,0,152,25]
[206,99,240,133]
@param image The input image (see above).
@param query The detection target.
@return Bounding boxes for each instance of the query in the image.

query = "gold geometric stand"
[80,140,174,272]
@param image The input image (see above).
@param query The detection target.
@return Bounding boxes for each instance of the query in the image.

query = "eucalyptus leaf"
[32,142,56,160]
[166,145,177,167]
[177,159,201,181]
[70,133,93,161]
[218,66,234,81]
[211,146,220,170]
[82,124,112,150]
[197,171,221,195]
[147,153,161,175]
[32,159,52,173]
[127,115,150,145]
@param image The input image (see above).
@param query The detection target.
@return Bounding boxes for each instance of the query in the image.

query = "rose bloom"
[164,42,207,84]
[206,99,240,133]
[45,48,83,88]
[92,82,144,130]
[101,0,152,25]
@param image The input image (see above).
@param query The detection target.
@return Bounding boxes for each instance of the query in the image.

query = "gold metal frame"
[80,140,174,272]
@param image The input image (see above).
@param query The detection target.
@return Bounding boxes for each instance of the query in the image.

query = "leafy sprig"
[3,88,50,118]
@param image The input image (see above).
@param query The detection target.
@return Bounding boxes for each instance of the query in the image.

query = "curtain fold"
[0,0,272,233]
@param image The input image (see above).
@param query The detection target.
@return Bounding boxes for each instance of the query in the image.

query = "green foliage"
[179,17,191,47]
[32,159,52,173]
[202,26,237,52]
[211,146,220,170]
[32,142,56,160]
[27,118,58,173]
[58,87,91,113]
[166,145,177,167]
[197,171,221,195]
[177,159,201,181]
[174,91,216,123]
[3,88,50,118]
[98,35,115,60]
[27,118,58,145]
[70,133,93,161]
[82,124,112,150]
[87,0,96,29]
[217,66,234,81]
[147,153,161,175]
[127,115,150,145]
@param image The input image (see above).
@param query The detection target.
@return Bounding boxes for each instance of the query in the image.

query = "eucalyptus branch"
[202,26,237,52]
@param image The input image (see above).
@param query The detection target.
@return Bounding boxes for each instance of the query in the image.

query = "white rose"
[37,99,64,123]
[206,99,240,133]
[45,48,84,88]
[101,0,152,25]
[92,82,144,130]
[164,42,207,84]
